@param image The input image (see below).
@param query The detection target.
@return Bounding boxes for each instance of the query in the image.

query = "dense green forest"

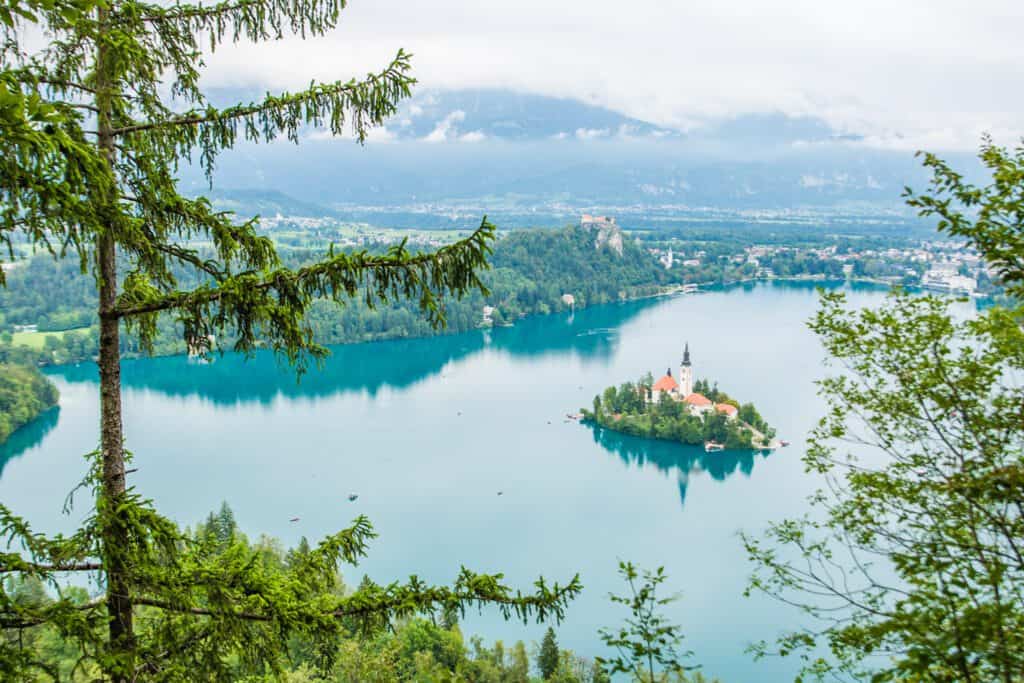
[0,223,682,365]
[582,377,773,450]
[0,363,58,444]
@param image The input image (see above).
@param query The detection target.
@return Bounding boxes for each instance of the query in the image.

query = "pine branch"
[132,597,268,621]
[128,574,581,624]
[0,561,102,573]
[132,0,347,44]
[108,50,412,141]
[117,190,274,274]
[0,597,105,629]
[111,218,494,320]
[12,73,99,96]
[138,0,277,22]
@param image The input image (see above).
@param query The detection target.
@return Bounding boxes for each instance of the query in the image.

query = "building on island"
[647,343,737,419]
[683,391,713,415]
[651,370,679,403]
[715,403,738,419]
[678,342,693,396]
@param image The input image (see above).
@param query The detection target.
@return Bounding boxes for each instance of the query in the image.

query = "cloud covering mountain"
[187,89,982,225]
[196,0,1023,152]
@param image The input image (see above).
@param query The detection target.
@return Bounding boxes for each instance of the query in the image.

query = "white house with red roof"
[651,369,680,403]
[683,391,714,416]
[715,402,739,420]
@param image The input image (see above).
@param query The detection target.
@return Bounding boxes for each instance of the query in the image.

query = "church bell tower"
[679,342,693,396]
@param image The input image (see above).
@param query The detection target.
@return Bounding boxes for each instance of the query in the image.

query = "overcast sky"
[200,0,1023,150]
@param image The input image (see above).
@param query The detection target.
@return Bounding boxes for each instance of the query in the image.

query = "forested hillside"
[0,363,59,444]
[0,223,679,364]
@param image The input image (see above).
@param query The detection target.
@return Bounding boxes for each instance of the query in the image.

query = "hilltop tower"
[679,342,693,396]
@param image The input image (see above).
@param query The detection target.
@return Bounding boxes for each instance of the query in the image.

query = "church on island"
[649,344,739,419]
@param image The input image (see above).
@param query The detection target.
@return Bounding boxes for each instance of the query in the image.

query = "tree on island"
[0,0,578,680]
[745,139,1024,680]
[585,379,767,450]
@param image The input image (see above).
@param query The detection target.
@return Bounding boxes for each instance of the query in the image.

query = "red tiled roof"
[652,375,678,392]
[683,392,712,406]
[716,403,738,416]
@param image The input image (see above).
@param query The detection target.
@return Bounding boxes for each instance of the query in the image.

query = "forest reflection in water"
[587,422,771,508]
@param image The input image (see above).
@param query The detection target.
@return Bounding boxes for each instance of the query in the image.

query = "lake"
[0,281,924,681]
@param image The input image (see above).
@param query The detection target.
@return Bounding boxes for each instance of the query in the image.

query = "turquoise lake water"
[0,281,920,681]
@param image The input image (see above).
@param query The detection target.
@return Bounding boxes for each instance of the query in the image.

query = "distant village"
[586,213,991,296]
[645,231,991,296]
[169,210,997,299]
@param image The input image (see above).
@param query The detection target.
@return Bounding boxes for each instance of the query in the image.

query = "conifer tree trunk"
[94,5,133,678]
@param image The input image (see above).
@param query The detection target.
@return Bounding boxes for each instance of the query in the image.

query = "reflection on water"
[48,297,659,408]
[589,423,771,508]
[0,407,60,478]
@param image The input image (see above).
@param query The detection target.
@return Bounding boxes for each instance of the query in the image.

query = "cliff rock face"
[593,222,624,256]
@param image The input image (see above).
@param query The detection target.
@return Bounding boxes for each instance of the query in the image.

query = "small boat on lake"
[704,441,725,452]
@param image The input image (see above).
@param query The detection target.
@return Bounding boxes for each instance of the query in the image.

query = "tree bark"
[95,5,133,680]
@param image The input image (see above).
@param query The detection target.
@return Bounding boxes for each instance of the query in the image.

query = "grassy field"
[12,326,90,349]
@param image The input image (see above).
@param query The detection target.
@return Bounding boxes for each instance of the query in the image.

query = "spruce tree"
[0,0,580,680]
[214,501,236,546]
[538,626,559,680]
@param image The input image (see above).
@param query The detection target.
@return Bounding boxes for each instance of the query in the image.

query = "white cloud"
[800,174,828,188]
[305,125,396,143]
[459,130,487,142]
[575,127,610,140]
[365,126,397,144]
[198,0,1024,150]
[423,109,466,142]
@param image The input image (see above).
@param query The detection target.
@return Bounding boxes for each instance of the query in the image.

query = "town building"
[660,247,674,270]
[921,268,977,294]
[581,214,616,229]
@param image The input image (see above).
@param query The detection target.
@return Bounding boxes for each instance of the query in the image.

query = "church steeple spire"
[679,342,693,396]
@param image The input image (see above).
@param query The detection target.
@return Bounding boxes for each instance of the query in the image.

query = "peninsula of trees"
[582,350,775,451]
[0,363,58,445]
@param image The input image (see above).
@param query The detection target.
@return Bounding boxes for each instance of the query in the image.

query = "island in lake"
[580,343,779,451]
